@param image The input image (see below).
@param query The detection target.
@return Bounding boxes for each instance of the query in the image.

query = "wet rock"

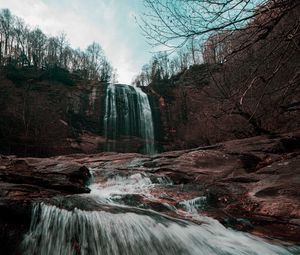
[223,218,253,232]
[0,156,91,195]
[0,155,92,254]
[1,131,300,247]
[238,153,262,172]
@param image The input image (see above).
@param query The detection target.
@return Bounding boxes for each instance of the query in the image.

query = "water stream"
[22,170,300,255]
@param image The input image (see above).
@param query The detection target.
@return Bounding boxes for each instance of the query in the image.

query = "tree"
[0,9,13,57]
[139,0,299,49]
[86,42,104,79]
[57,32,68,68]
[45,36,59,67]
[202,31,233,64]
[29,28,47,68]
[0,8,115,83]
[14,17,30,67]
[138,0,300,135]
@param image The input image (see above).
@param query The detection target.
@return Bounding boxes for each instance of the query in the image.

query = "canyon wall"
[151,64,300,151]
[0,69,107,156]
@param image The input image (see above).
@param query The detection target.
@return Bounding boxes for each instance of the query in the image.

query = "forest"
[0,9,115,84]
[133,0,300,143]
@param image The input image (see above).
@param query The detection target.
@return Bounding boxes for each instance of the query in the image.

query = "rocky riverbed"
[1,131,300,254]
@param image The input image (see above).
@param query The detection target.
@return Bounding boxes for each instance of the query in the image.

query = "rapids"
[21,170,300,255]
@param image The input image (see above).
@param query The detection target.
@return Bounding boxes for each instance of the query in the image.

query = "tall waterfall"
[103,84,156,154]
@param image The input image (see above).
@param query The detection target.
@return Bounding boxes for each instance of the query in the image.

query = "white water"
[90,172,172,202]
[179,196,207,213]
[135,86,156,154]
[104,84,117,152]
[22,203,298,255]
[22,172,300,255]
[103,84,156,154]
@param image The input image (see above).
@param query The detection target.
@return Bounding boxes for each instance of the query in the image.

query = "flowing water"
[22,170,300,255]
[103,84,156,154]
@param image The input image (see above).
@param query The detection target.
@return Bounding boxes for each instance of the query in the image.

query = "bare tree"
[14,17,30,67]
[139,0,299,49]
[57,32,68,67]
[137,0,300,137]
[0,8,115,83]
[29,28,47,68]
[0,9,13,57]
[86,42,104,79]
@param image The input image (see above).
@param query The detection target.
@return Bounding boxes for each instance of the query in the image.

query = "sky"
[0,0,155,84]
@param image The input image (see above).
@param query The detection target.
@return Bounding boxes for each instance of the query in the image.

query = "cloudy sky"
[0,0,155,83]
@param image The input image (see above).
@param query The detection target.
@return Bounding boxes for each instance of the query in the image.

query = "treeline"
[133,41,202,86]
[132,31,230,86]
[0,9,115,82]
[134,0,300,88]
[135,0,300,140]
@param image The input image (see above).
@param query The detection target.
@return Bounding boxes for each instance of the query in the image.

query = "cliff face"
[0,72,164,156]
[148,5,300,151]
[0,71,107,156]
[1,63,299,156]
[152,64,300,151]
[151,67,251,151]
[0,67,167,156]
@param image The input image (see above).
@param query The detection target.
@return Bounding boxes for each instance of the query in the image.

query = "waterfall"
[103,84,156,154]
[21,203,297,255]
[104,84,117,152]
[21,171,300,255]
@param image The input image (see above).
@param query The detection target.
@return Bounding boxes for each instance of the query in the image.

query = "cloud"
[0,0,153,84]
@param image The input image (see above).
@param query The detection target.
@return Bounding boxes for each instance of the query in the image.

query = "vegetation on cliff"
[0,9,116,84]
[0,9,117,156]
[134,0,300,149]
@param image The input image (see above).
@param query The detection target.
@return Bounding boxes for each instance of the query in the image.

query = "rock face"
[150,65,300,151]
[1,131,299,254]
[0,155,91,254]
[0,75,162,156]
[1,66,300,156]
[0,73,107,157]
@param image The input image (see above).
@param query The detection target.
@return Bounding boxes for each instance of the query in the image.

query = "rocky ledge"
[0,131,299,253]
[0,156,91,254]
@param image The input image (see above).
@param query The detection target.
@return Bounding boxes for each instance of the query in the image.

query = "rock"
[0,131,300,249]
[56,131,300,242]
[0,155,92,254]
[0,157,91,194]
[0,200,32,255]
[52,131,300,242]
[0,76,106,157]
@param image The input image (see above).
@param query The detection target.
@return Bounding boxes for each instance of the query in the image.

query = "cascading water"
[179,197,207,213]
[103,84,156,154]
[22,203,297,255]
[21,170,300,255]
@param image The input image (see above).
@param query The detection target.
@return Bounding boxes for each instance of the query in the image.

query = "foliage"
[4,65,40,84]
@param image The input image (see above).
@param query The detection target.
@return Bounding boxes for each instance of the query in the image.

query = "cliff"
[0,67,107,156]
[151,64,300,151]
